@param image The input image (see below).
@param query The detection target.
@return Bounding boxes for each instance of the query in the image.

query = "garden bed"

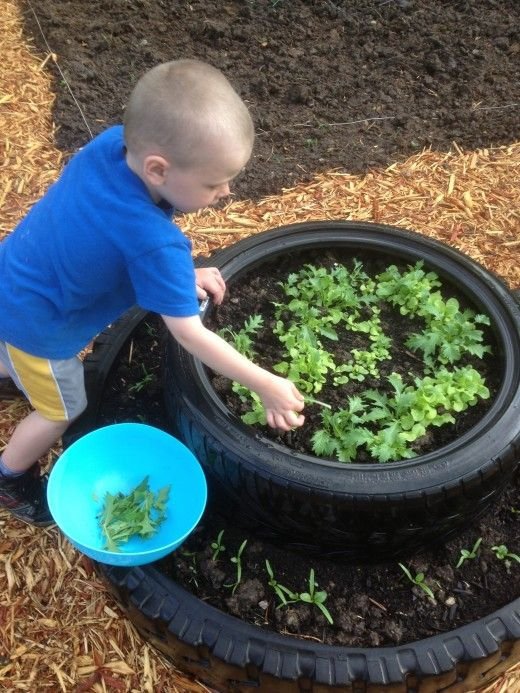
[96,313,520,650]
[206,248,499,462]
[22,0,520,201]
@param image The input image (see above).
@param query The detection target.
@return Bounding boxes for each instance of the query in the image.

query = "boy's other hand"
[195,267,226,304]
[259,375,305,431]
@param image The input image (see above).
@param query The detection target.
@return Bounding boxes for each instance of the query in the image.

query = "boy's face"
[151,140,252,213]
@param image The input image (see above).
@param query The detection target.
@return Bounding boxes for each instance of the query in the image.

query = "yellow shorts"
[0,342,87,422]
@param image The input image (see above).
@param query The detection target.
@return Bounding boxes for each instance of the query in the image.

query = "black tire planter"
[97,561,520,693]
[63,283,520,693]
[163,221,520,561]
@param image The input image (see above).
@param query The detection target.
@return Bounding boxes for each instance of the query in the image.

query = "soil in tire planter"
[205,249,501,462]
[95,313,520,649]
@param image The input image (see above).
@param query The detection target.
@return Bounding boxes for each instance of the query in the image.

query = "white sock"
[0,455,25,478]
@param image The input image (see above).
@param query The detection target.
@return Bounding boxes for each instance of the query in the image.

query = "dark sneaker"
[0,465,53,526]
[0,378,22,401]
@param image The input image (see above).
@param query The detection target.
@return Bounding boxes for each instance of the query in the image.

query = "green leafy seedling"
[97,476,170,551]
[218,315,264,360]
[225,539,248,595]
[210,530,226,561]
[180,548,199,588]
[143,321,158,338]
[398,563,435,601]
[298,568,334,624]
[265,559,298,606]
[128,364,155,393]
[491,544,520,563]
[456,537,482,568]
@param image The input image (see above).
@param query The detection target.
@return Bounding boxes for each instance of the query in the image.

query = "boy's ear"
[142,154,169,186]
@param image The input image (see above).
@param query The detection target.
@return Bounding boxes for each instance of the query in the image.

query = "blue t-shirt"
[0,126,200,358]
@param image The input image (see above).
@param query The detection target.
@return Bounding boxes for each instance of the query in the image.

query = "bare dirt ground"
[21,0,520,200]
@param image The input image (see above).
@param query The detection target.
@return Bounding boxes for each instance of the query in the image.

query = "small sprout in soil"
[179,549,199,588]
[210,529,226,561]
[456,537,483,569]
[491,544,520,565]
[398,563,436,602]
[298,568,334,625]
[265,562,334,624]
[128,363,155,393]
[143,321,158,338]
[265,559,298,607]
[97,476,170,551]
[510,506,520,515]
[225,539,248,595]
[304,137,318,150]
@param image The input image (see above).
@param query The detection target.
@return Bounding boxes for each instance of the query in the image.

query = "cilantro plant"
[218,259,493,463]
[97,476,170,551]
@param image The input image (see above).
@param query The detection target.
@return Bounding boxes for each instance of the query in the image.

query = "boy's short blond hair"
[124,59,254,169]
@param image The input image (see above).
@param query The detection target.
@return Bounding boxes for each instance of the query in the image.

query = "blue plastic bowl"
[47,423,207,566]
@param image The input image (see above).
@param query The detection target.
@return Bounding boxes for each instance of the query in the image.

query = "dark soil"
[95,312,520,649]
[21,0,520,201]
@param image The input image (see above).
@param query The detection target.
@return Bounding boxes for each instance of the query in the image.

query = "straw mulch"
[1,1,519,691]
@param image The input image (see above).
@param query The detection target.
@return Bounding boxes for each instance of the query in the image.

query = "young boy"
[0,59,305,526]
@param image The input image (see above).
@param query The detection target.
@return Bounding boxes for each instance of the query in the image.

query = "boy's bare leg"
[1,411,69,473]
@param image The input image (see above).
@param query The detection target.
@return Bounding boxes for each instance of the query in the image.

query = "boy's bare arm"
[162,314,305,430]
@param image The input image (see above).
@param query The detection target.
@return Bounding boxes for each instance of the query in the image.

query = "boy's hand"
[195,267,226,305]
[258,374,305,431]
[162,314,304,431]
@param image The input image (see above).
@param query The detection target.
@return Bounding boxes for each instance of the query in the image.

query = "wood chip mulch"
[1,1,519,691]
[183,142,519,290]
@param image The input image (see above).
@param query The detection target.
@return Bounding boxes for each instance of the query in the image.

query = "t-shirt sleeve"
[128,240,200,317]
